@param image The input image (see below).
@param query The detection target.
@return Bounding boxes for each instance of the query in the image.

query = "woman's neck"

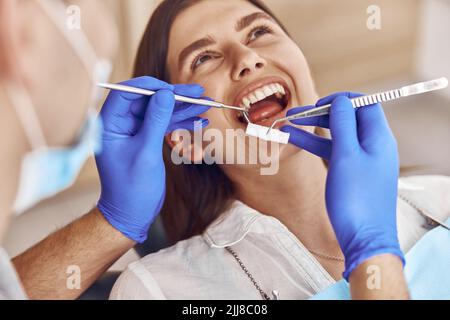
[223,150,342,257]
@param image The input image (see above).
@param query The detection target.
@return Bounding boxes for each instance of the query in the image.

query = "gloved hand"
[281,92,404,280]
[96,76,210,243]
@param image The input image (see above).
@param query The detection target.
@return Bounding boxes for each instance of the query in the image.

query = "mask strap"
[5,83,47,149]
[37,0,99,81]
[7,0,112,150]
[4,0,101,151]
[37,0,112,104]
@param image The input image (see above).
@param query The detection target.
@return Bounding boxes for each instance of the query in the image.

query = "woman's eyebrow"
[178,36,216,70]
[235,12,274,32]
[178,12,274,70]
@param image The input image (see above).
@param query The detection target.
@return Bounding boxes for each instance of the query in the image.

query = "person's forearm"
[349,254,409,300]
[12,208,135,300]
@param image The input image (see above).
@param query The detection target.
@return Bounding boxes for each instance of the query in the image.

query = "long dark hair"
[134,0,292,244]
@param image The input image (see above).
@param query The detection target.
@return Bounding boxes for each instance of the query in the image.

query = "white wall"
[417,0,450,99]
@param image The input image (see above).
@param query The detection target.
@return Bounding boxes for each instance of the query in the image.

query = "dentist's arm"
[12,77,210,300]
[349,254,408,299]
[12,208,134,300]
[281,93,409,299]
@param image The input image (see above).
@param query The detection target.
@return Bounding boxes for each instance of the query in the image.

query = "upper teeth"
[240,83,286,109]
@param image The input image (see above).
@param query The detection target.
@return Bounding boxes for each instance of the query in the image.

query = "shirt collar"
[203,200,286,248]
[204,179,422,249]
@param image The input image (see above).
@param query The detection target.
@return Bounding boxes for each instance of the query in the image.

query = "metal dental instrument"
[98,83,248,112]
[267,77,449,134]
[242,110,252,123]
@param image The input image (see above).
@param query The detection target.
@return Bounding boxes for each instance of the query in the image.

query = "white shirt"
[110,175,450,300]
[0,248,27,300]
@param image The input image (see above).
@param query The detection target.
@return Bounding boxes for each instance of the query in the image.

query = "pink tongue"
[248,96,284,123]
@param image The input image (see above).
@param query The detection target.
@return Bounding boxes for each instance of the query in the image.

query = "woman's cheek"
[272,44,306,73]
[268,42,318,105]
[203,108,230,132]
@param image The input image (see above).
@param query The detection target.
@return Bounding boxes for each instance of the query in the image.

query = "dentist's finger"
[280,125,332,160]
[171,104,211,122]
[167,117,210,133]
[316,92,363,107]
[117,76,174,100]
[356,103,394,152]
[287,105,330,128]
[101,77,174,121]
[329,96,359,154]
[172,87,211,120]
[140,89,176,147]
[131,95,211,124]
[174,83,205,98]
[131,102,210,121]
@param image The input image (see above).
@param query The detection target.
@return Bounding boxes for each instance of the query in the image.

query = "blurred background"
[4,0,450,298]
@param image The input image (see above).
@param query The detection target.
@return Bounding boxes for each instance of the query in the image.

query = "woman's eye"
[192,52,215,70]
[248,25,272,42]
[197,54,212,65]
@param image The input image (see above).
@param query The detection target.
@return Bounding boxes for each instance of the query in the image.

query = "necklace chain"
[307,249,345,262]
[225,194,440,300]
[225,245,343,300]
[225,247,271,300]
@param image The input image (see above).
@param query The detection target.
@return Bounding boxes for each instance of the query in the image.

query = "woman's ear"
[165,130,204,164]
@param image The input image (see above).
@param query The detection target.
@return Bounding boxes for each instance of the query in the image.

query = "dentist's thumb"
[140,89,176,147]
[329,96,359,154]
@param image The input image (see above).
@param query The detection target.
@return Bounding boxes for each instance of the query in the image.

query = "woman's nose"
[231,46,266,81]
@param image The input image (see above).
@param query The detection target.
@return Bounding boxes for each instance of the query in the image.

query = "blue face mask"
[11,105,102,215]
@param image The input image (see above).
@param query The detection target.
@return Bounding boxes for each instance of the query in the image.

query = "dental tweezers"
[98,83,248,112]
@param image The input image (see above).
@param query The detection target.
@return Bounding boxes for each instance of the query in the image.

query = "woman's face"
[167,0,319,165]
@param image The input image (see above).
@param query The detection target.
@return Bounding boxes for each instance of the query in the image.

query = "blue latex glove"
[281,92,404,280]
[96,76,210,243]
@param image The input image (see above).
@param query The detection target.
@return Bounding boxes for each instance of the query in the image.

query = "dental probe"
[98,83,248,112]
[267,77,449,134]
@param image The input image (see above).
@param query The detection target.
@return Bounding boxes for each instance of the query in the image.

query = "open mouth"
[235,81,291,126]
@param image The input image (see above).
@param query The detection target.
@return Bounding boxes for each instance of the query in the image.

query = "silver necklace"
[225,247,279,300]
[226,193,445,300]
[225,244,344,300]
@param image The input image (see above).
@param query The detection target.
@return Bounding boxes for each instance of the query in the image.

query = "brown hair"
[134,0,292,244]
